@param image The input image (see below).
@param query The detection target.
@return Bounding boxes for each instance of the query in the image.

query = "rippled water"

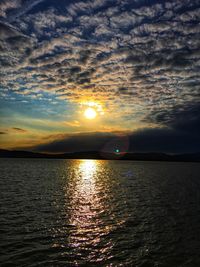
[1,159,200,266]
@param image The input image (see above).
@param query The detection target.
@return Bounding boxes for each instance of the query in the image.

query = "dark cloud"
[12,127,27,132]
[32,132,113,153]
[147,102,200,135]
[69,66,82,74]
[0,21,21,39]
[31,126,200,154]
[130,128,200,154]
[79,49,92,64]
[0,0,21,18]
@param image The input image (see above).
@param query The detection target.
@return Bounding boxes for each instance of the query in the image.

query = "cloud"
[12,127,27,132]
[0,0,21,18]
[29,126,200,154]
[64,120,80,128]
[147,102,200,136]
[6,0,47,23]
[0,21,28,39]
[0,21,35,69]
[0,0,199,137]
[0,127,27,136]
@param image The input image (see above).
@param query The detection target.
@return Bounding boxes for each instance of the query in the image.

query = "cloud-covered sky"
[0,0,200,153]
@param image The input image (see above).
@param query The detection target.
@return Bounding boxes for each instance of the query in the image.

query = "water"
[0,159,200,266]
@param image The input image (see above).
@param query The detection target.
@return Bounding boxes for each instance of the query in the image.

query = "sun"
[84,107,97,119]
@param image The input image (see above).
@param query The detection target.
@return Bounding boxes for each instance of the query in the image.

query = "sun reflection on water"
[65,159,116,262]
[69,160,101,228]
[52,159,126,264]
[78,159,98,180]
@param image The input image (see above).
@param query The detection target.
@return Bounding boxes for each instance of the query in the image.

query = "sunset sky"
[0,0,200,153]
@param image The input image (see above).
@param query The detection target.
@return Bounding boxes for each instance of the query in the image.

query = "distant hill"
[0,149,200,162]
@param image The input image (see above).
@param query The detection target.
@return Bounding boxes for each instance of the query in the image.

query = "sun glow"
[81,101,104,120]
[84,107,97,119]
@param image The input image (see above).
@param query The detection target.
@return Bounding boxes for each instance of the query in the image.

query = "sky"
[0,0,200,154]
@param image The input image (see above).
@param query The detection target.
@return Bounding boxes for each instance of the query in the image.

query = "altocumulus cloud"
[0,0,200,152]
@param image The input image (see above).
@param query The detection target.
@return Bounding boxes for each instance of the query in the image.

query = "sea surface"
[0,159,200,267]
